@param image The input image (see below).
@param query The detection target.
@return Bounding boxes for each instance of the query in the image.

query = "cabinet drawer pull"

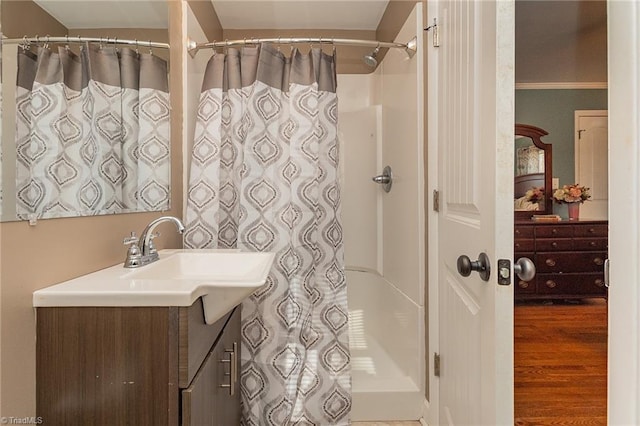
[515,243,520,249]
[545,258,556,267]
[589,241,597,247]
[545,280,557,288]
[551,242,558,248]
[551,228,558,234]
[595,279,605,288]
[220,342,238,396]
[589,228,596,234]
[515,229,521,235]
[593,257,604,266]
[518,281,529,289]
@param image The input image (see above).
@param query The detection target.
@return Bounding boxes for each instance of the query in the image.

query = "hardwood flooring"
[514,298,607,425]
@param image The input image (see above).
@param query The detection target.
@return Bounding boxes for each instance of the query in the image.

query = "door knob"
[372,165,393,192]
[457,252,491,281]
[514,257,536,282]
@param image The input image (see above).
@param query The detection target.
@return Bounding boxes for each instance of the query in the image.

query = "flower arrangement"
[525,186,544,203]
[553,184,591,204]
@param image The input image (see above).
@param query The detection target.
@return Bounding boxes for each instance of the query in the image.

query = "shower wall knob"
[372,165,393,192]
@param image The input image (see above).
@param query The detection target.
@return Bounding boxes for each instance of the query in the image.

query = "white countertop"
[33,249,274,311]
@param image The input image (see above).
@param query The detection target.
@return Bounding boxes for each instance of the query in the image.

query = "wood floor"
[514,298,608,425]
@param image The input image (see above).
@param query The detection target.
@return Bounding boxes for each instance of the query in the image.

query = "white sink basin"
[33,249,275,325]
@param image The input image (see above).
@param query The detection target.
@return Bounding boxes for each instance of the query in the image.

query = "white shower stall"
[339,5,425,421]
[184,2,426,422]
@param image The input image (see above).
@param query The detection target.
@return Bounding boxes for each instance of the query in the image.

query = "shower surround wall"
[340,5,425,421]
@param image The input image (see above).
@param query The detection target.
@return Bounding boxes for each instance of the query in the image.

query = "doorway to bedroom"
[513,1,608,424]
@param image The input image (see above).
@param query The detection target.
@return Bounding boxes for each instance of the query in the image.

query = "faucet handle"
[123,232,139,246]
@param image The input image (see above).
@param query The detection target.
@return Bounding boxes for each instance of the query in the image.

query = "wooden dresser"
[514,219,608,300]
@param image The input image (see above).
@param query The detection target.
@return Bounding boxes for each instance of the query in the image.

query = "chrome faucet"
[123,216,186,268]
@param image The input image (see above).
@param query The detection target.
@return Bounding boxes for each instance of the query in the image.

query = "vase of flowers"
[553,184,591,220]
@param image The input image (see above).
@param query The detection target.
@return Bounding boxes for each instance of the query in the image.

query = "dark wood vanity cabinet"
[514,220,608,300]
[36,300,241,426]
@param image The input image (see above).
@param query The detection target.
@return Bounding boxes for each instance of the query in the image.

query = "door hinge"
[434,352,441,377]
[433,190,440,212]
[425,18,440,47]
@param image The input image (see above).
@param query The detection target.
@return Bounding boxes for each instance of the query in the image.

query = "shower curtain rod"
[186,36,417,58]
[2,36,170,50]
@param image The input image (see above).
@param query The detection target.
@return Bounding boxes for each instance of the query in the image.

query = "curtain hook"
[44,35,50,49]
[65,35,70,50]
[135,39,139,55]
[21,35,31,51]
[277,37,281,52]
[148,40,153,54]
[332,38,336,55]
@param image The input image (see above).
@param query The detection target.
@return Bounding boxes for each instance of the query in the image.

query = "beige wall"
[0,1,184,418]
[0,0,423,417]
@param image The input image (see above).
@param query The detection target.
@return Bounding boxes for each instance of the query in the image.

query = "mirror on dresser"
[514,123,553,219]
[0,0,170,222]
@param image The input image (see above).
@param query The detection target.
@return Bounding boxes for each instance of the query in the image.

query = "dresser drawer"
[535,225,573,238]
[537,273,607,296]
[515,278,536,293]
[514,226,534,238]
[573,238,608,251]
[573,224,608,238]
[535,252,607,273]
[514,240,535,252]
[536,238,573,251]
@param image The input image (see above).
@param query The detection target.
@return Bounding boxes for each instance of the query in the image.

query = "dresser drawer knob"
[515,243,520,249]
[589,228,596,233]
[593,257,604,266]
[552,229,558,234]
[545,280,557,288]
[545,258,556,267]
[551,242,558,248]
[518,281,529,289]
[595,279,605,288]
[515,229,520,235]
[589,241,597,247]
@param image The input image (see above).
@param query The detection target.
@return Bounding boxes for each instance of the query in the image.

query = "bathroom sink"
[123,250,275,324]
[125,250,273,282]
[33,249,275,325]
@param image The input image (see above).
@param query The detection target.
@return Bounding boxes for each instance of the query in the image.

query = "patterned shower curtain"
[15,44,170,219]
[185,44,351,425]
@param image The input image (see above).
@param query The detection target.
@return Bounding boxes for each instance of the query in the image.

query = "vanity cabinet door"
[181,307,241,426]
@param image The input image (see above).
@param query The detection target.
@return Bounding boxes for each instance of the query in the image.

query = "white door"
[608,1,640,424]
[574,111,608,220]
[427,1,514,424]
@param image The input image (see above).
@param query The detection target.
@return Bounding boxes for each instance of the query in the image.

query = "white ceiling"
[32,0,388,31]
[210,0,389,30]
[33,0,169,29]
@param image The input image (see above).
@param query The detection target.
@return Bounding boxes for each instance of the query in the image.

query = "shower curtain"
[15,44,170,219]
[185,45,351,425]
